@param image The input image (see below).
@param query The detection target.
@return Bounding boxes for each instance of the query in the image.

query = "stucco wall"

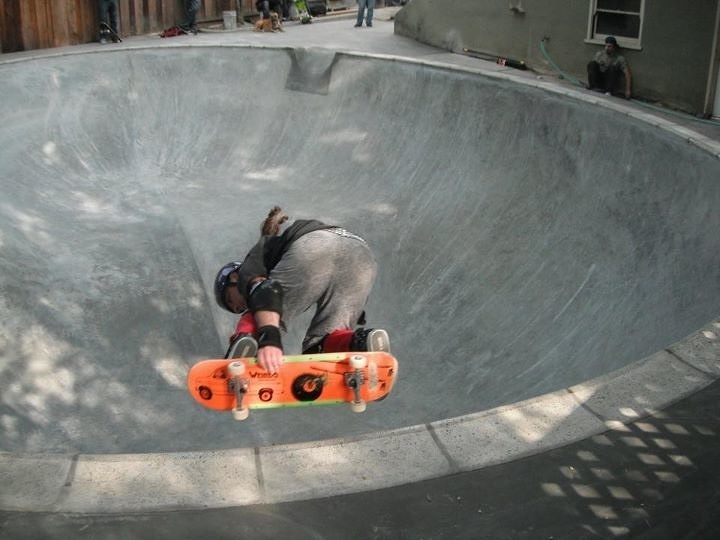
[395,0,719,114]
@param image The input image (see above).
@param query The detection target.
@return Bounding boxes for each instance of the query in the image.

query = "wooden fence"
[0,0,257,53]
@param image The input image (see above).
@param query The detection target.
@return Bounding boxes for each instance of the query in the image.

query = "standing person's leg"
[108,0,119,35]
[98,0,108,26]
[98,0,112,42]
[185,0,201,30]
[355,0,366,27]
[365,0,375,26]
[257,0,270,18]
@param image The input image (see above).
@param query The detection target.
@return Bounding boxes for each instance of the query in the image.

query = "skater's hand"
[258,345,283,374]
[254,311,283,373]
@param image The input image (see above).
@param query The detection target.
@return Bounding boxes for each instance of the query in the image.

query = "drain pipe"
[702,0,720,117]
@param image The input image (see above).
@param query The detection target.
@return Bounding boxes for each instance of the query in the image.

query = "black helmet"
[214,261,243,312]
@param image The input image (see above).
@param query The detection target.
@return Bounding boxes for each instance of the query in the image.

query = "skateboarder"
[214,207,389,374]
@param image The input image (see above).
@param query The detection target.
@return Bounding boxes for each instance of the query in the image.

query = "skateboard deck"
[99,22,122,43]
[187,351,398,420]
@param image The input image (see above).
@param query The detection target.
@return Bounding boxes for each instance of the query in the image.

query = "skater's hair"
[261,206,288,236]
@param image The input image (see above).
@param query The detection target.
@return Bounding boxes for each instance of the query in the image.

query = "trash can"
[223,10,237,30]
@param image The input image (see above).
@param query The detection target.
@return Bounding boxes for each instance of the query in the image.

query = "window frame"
[585,0,645,51]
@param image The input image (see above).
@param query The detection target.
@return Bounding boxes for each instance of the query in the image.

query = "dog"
[254,12,283,32]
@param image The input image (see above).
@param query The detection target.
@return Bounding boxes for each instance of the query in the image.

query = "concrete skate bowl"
[1,46,720,458]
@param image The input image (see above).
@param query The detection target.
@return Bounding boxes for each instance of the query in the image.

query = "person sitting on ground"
[214,207,390,374]
[587,36,632,99]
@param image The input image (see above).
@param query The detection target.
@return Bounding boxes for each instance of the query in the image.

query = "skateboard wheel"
[292,374,324,401]
[349,355,367,369]
[232,407,249,421]
[350,400,367,413]
[228,361,245,376]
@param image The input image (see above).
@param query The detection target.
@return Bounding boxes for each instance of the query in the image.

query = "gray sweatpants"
[269,230,377,351]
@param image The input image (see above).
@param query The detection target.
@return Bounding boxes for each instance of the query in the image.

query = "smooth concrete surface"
[3,378,719,538]
[2,17,720,456]
[5,319,718,512]
[1,10,720,535]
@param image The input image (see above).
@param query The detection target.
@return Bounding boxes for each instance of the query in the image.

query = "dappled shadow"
[533,398,720,538]
[2,46,720,458]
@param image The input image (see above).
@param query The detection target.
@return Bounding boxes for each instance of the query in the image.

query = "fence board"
[53,0,70,48]
[66,0,80,43]
[19,0,37,50]
[147,0,156,29]
[39,0,55,48]
[132,0,144,33]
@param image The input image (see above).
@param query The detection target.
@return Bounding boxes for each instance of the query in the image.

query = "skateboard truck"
[345,355,368,413]
[227,361,250,420]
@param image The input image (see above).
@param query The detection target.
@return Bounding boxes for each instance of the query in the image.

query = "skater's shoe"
[226,334,258,359]
[350,328,390,353]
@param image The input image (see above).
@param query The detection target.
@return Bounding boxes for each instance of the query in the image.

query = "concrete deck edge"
[1,318,718,513]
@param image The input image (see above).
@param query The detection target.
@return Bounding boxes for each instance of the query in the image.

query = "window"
[587,0,645,49]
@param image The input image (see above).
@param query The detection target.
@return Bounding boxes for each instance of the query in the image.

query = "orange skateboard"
[187,352,398,420]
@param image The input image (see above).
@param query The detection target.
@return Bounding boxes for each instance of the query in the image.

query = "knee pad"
[229,311,258,343]
[247,278,283,314]
[321,329,354,353]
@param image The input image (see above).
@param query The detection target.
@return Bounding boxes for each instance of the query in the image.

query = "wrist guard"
[247,279,283,314]
[257,325,283,350]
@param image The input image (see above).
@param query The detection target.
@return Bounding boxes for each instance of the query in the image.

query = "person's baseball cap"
[605,36,618,46]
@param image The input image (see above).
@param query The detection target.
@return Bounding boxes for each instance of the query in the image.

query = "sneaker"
[367,329,389,352]
[354,23,362,27]
[366,23,372,27]
[350,328,391,353]
[226,334,258,359]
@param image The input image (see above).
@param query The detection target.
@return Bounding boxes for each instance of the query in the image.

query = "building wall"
[395,0,720,114]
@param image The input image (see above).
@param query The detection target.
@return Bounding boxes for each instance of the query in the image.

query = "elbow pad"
[247,279,284,315]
